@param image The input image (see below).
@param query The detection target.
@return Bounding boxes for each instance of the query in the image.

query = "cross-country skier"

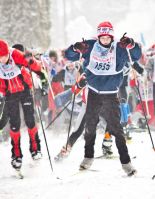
[0,40,46,170]
[64,21,142,176]
[54,86,113,161]
[54,61,144,161]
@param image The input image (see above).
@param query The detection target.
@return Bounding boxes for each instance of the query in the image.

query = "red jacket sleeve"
[12,49,41,72]
[0,79,7,96]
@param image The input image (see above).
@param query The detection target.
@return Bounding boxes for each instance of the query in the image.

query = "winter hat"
[12,44,25,52]
[0,39,9,56]
[97,21,114,38]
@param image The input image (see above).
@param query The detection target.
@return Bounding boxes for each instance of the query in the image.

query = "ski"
[59,168,100,180]
[94,154,118,159]
[95,155,137,160]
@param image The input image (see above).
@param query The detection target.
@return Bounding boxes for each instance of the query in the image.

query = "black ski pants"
[84,89,131,164]
[6,89,36,132]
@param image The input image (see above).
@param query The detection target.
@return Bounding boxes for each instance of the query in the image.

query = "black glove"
[24,51,33,58]
[76,73,87,89]
[24,51,34,65]
[40,71,48,96]
[35,70,48,96]
[71,73,87,95]
[73,40,89,54]
[119,33,135,49]
[41,82,48,96]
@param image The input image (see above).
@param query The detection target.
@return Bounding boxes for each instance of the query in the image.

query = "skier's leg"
[7,95,22,169]
[21,91,41,159]
[68,102,86,146]
[80,91,100,169]
[55,103,86,161]
[28,127,41,160]
[10,130,22,169]
[102,126,113,156]
[101,96,136,175]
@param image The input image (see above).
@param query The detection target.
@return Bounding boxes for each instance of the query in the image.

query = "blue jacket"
[65,39,142,94]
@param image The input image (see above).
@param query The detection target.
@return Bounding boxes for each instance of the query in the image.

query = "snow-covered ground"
[0,127,155,199]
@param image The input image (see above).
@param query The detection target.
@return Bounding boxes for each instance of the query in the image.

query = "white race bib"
[87,41,123,75]
[0,53,21,79]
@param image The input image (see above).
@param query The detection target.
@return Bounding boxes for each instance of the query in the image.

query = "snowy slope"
[0,128,155,199]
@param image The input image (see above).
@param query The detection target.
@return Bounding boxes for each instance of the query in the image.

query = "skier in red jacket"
[0,40,45,170]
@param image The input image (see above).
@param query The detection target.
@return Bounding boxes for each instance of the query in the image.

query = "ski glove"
[40,70,48,96]
[119,33,135,49]
[41,82,48,96]
[73,40,89,54]
[35,70,48,96]
[77,73,87,88]
[24,51,34,65]
[71,73,87,95]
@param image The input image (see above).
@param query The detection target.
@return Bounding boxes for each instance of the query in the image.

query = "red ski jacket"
[0,48,41,95]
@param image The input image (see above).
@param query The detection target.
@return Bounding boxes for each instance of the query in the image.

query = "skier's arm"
[118,34,142,61]
[65,45,81,62]
[131,62,144,74]
[127,43,142,62]
[12,49,41,72]
[65,39,96,62]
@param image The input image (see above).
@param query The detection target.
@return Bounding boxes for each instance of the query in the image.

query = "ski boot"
[79,158,94,170]
[102,132,113,157]
[31,151,42,160]
[11,157,22,170]
[122,162,137,176]
[54,144,72,162]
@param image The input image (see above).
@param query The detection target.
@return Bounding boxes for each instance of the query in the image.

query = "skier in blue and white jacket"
[65,21,142,176]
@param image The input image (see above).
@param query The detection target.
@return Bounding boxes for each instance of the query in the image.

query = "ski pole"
[65,92,76,150]
[37,106,53,172]
[40,55,55,102]
[127,49,155,150]
[30,69,54,173]
[45,100,71,130]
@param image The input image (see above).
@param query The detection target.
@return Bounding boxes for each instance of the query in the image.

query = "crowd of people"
[0,20,155,176]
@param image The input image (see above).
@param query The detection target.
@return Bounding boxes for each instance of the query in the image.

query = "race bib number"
[94,62,110,71]
[0,63,21,79]
[87,41,123,75]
